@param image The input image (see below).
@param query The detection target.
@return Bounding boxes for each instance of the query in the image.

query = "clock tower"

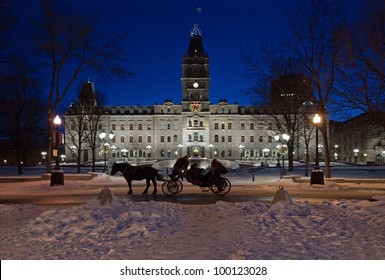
[181,23,210,112]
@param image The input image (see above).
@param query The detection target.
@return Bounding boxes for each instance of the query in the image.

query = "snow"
[1,169,385,261]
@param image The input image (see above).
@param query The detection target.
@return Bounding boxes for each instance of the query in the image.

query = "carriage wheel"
[209,177,231,196]
[162,180,183,196]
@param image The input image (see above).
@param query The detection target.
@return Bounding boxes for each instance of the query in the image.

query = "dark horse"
[110,163,163,195]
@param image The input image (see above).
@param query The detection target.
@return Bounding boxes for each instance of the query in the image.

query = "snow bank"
[1,196,385,259]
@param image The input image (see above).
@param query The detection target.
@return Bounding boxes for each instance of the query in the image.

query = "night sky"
[13,0,293,107]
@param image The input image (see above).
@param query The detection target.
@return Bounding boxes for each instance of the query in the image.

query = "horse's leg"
[127,179,133,195]
[151,177,157,195]
[142,178,150,195]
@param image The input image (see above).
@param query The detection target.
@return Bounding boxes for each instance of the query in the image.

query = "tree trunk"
[304,143,310,177]
[46,122,53,174]
[320,125,331,178]
[288,144,294,172]
[91,148,96,172]
[77,150,81,173]
[16,150,23,175]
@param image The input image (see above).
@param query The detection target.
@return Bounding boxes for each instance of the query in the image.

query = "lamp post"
[262,148,270,166]
[50,115,64,186]
[208,143,214,159]
[334,144,339,161]
[99,130,115,173]
[111,145,116,159]
[275,133,290,178]
[178,144,183,158]
[310,113,324,184]
[146,145,152,160]
[70,145,76,162]
[121,148,128,163]
[353,148,359,163]
[274,135,281,167]
[239,144,244,160]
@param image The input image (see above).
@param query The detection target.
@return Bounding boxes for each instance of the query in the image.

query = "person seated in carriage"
[200,159,229,187]
[189,163,204,185]
[170,155,190,179]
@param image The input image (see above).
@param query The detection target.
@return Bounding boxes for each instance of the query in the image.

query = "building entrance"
[187,146,205,158]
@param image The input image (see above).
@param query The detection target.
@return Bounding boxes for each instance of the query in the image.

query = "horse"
[110,163,163,195]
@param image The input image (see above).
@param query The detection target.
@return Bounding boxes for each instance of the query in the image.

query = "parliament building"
[64,23,319,164]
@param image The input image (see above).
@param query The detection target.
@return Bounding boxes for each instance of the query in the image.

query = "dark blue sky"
[14,0,293,107]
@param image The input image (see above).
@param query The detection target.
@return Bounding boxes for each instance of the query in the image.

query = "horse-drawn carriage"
[161,156,232,196]
[110,156,231,196]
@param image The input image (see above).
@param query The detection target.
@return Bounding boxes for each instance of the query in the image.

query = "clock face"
[193,82,199,88]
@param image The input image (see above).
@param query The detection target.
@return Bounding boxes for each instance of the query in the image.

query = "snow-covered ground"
[1,171,385,260]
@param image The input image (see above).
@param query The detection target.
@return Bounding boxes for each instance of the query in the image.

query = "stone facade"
[330,114,385,164]
[64,23,321,164]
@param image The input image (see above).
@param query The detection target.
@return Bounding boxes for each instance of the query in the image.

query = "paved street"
[2,162,385,178]
[1,163,385,205]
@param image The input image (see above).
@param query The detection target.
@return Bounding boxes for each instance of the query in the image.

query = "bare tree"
[86,89,108,172]
[242,43,315,173]
[335,0,385,131]
[0,58,46,175]
[285,0,347,178]
[0,5,16,84]
[298,102,317,176]
[65,82,108,173]
[32,0,134,173]
[65,103,90,174]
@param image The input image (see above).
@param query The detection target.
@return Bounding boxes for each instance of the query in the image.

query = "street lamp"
[334,153,338,161]
[263,148,270,166]
[111,145,116,158]
[99,129,115,173]
[70,145,76,162]
[208,143,214,159]
[146,145,152,160]
[353,148,359,163]
[50,115,64,186]
[275,133,290,178]
[121,148,128,162]
[239,144,244,160]
[108,130,115,141]
[310,113,324,184]
[178,144,183,158]
[274,135,281,167]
